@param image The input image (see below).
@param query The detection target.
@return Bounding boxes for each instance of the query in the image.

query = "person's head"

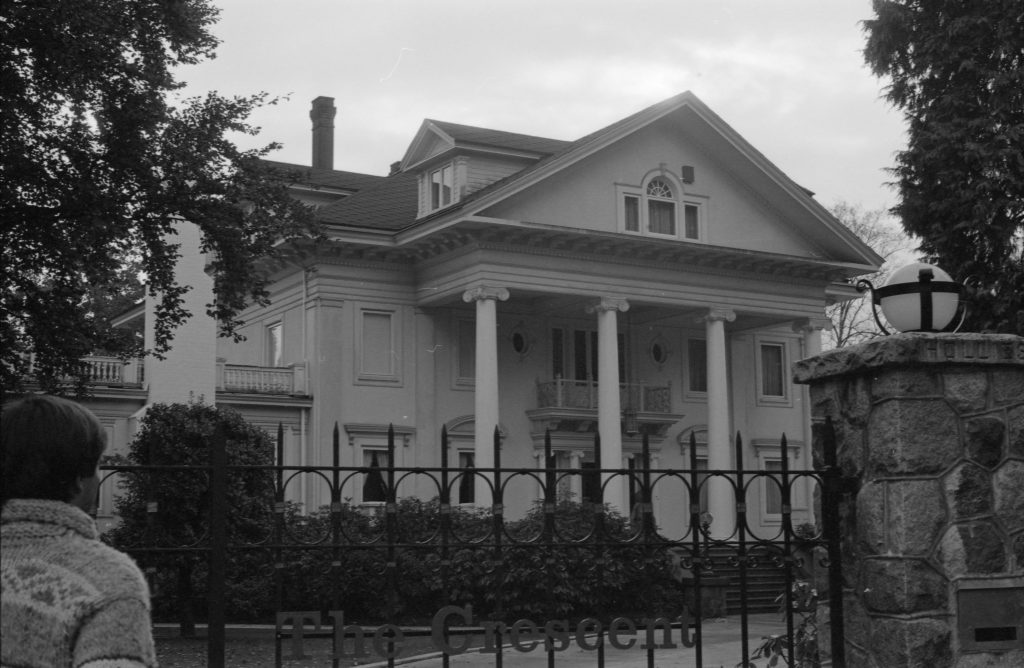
[1,394,107,510]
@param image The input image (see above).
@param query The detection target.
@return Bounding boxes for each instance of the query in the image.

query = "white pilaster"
[793,317,832,525]
[462,285,509,505]
[586,297,629,514]
[702,306,736,539]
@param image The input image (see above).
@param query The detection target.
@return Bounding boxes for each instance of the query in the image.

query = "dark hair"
[1,395,107,506]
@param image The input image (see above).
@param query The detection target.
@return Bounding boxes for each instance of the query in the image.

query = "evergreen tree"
[105,402,276,635]
[863,0,1024,334]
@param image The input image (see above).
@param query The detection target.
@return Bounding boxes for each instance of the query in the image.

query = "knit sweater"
[1,499,157,668]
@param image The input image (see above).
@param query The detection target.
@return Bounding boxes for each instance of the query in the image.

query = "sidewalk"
[382,613,788,668]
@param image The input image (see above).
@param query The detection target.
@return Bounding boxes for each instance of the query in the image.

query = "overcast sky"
[178,0,907,215]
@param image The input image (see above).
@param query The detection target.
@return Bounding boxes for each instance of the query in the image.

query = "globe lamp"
[856,263,963,334]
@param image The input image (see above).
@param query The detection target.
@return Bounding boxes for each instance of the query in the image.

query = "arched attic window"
[619,171,704,241]
[646,177,676,235]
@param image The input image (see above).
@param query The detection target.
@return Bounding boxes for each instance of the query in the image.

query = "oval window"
[512,332,527,354]
[651,342,666,364]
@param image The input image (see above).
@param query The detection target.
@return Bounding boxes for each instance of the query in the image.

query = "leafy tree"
[104,401,276,635]
[863,0,1024,334]
[1,0,318,398]
[825,202,914,348]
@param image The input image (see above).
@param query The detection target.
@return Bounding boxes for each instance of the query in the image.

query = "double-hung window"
[646,178,676,235]
[429,164,453,211]
[755,337,790,405]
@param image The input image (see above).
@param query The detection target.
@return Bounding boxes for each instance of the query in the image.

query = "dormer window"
[618,171,706,241]
[430,163,453,210]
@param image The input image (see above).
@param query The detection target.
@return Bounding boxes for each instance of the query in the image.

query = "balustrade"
[536,377,671,413]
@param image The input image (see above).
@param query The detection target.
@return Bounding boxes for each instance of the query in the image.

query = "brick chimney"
[310,96,336,170]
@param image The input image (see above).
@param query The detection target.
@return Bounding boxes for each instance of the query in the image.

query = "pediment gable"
[455,92,883,269]
[401,122,456,169]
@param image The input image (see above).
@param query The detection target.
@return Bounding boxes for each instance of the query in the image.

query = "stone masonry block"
[1009,405,1024,458]
[867,399,961,476]
[839,375,872,426]
[993,460,1024,534]
[956,649,1024,668]
[869,616,952,668]
[936,522,1007,577]
[965,414,1006,468]
[857,481,886,555]
[944,371,990,414]
[871,368,942,401]
[863,558,948,614]
[889,479,948,555]
[991,368,1024,406]
[810,382,838,421]
[1014,532,1024,571]
[944,463,992,520]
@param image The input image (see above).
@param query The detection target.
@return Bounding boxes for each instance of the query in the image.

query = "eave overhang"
[277,216,876,286]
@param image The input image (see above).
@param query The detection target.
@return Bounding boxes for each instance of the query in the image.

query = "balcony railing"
[43,355,145,387]
[536,377,672,413]
[217,361,308,396]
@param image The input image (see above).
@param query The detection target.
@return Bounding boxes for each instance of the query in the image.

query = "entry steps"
[700,544,790,614]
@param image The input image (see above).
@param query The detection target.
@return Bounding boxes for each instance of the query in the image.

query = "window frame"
[755,336,791,406]
[356,308,401,385]
[685,337,708,399]
[453,316,476,389]
[616,173,707,242]
[752,440,804,525]
[427,162,454,212]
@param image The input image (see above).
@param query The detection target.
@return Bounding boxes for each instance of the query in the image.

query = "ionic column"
[702,306,736,539]
[569,450,585,503]
[463,285,509,505]
[586,297,629,514]
[794,317,831,359]
[792,317,832,525]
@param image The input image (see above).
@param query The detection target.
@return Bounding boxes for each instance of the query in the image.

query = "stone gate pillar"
[794,333,1024,667]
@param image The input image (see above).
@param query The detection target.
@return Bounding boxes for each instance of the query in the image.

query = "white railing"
[48,355,144,386]
[217,362,308,396]
[536,377,672,413]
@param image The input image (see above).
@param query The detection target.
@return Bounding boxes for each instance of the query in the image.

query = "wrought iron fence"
[98,419,846,667]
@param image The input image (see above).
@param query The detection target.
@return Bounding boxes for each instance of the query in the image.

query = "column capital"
[585,297,630,315]
[462,285,510,303]
[792,317,833,334]
[698,306,736,324]
[570,450,587,461]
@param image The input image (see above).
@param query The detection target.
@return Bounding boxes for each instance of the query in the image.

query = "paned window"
[624,195,640,232]
[695,458,709,515]
[581,462,600,505]
[684,203,700,239]
[430,164,453,210]
[759,342,786,398]
[687,338,707,394]
[358,310,399,382]
[618,174,706,241]
[551,328,625,382]
[764,460,784,515]
[362,450,390,503]
[457,452,475,504]
[646,178,676,236]
[456,318,475,383]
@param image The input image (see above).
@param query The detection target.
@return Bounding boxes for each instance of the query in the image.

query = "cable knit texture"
[1,499,157,668]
